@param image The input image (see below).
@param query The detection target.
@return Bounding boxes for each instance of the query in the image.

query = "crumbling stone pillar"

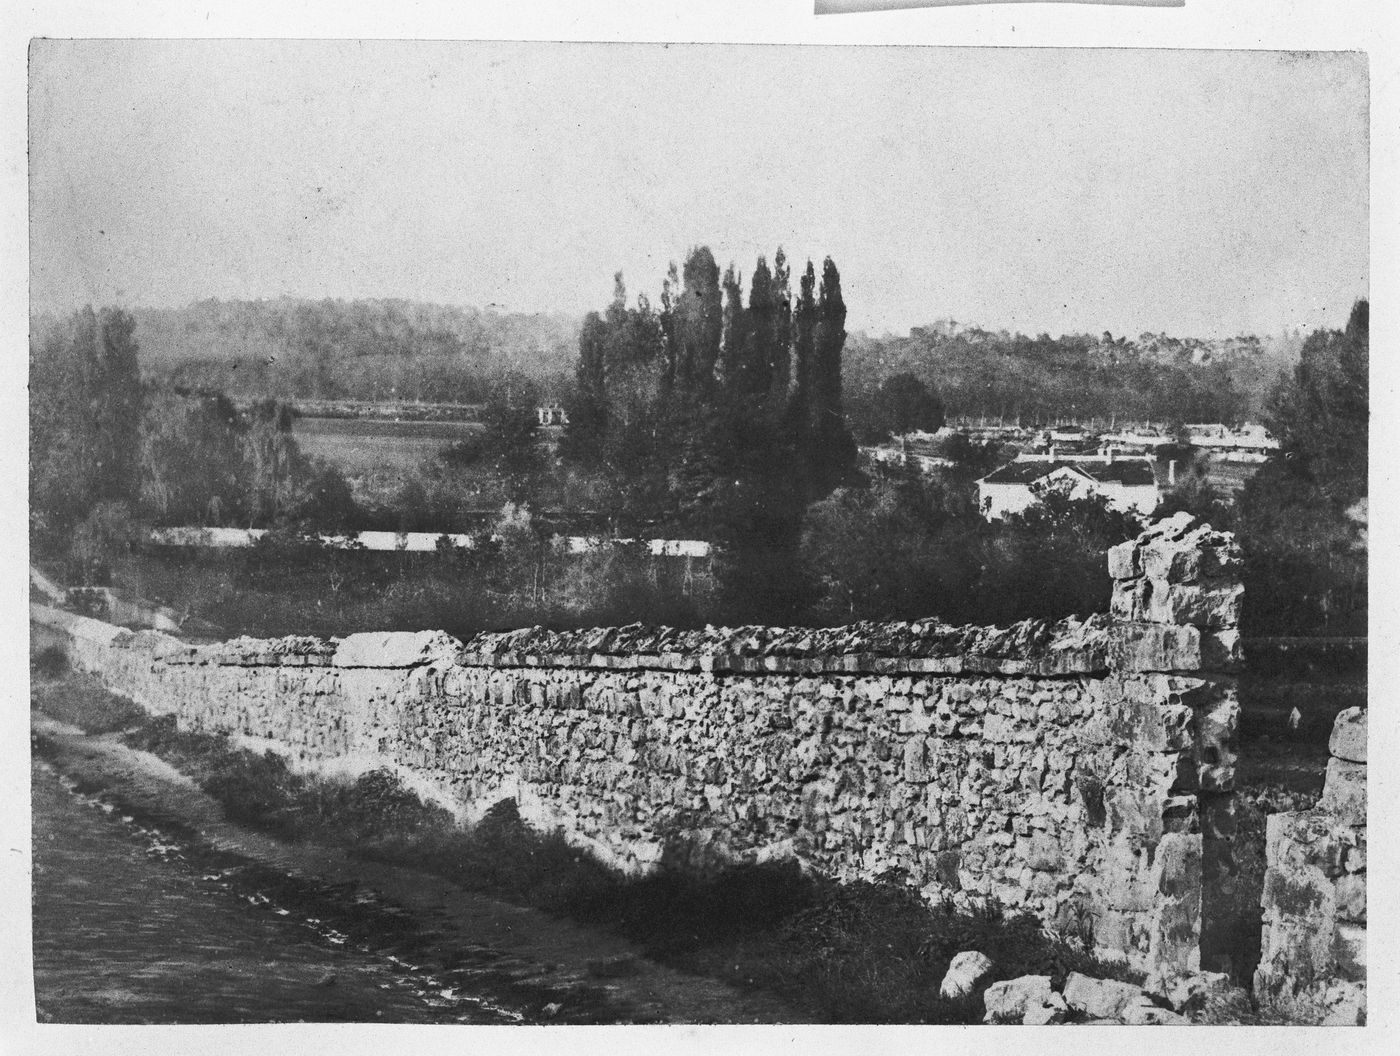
[1254,707,1366,1024]
[1103,512,1242,981]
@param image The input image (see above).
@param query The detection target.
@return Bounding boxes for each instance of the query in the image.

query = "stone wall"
[32,513,1240,979]
[1254,707,1366,1023]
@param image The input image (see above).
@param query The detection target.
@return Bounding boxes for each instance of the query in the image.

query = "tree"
[804,257,858,498]
[788,260,817,438]
[1259,298,1368,508]
[30,307,144,540]
[241,400,312,527]
[675,247,722,396]
[560,311,611,464]
[139,390,249,526]
[480,371,543,478]
[70,500,140,586]
[1234,299,1368,634]
[848,371,946,443]
[740,256,776,402]
[768,248,793,409]
[718,263,754,397]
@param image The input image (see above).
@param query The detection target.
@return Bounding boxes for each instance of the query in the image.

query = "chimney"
[1050,445,1057,461]
[1106,446,1114,464]
[1168,459,1178,486]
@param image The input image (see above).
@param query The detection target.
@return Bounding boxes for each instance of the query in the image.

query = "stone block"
[1145,969,1233,1014]
[1107,540,1140,580]
[1027,833,1063,872]
[939,950,995,1000]
[1022,1000,1069,1025]
[1345,839,1366,873]
[1107,623,1201,673]
[1319,757,1366,823]
[1063,973,1150,1019]
[1110,580,1152,622]
[334,630,463,668]
[1119,997,1187,1025]
[1329,707,1366,764]
[1318,981,1367,1026]
[1141,539,1202,584]
[1335,873,1366,923]
[1140,527,1241,586]
[1200,630,1242,671]
[1261,865,1328,918]
[1146,580,1244,630]
[934,850,962,889]
[982,975,1055,1023]
[1140,511,1198,543]
[1333,922,1366,978]
[1105,787,1165,842]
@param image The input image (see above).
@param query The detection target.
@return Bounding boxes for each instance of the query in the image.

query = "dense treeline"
[844,325,1295,427]
[30,286,1366,638]
[561,248,857,618]
[41,297,580,403]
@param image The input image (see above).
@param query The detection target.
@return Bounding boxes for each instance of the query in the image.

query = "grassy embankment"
[32,657,1139,1024]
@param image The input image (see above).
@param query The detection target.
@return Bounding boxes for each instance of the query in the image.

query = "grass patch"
[30,671,146,734]
[123,714,455,842]
[31,646,69,680]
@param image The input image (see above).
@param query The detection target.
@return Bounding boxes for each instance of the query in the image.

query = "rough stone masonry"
[32,513,1242,979]
[1254,706,1367,1023]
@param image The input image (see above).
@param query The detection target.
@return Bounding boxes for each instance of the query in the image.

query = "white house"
[976,454,1161,520]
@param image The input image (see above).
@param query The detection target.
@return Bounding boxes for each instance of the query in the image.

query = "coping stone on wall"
[159,635,340,667]
[333,630,464,669]
[456,614,1117,677]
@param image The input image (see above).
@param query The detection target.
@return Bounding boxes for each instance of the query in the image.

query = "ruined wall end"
[1254,707,1366,1024]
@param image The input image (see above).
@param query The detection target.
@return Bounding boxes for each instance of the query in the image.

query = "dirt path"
[32,716,808,1024]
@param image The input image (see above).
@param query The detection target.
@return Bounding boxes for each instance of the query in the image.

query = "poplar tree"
[788,259,818,437]
[719,263,750,395]
[808,256,857,496]
[658,260,681,401]
[769,248,792,409]
[676,247,722,396]
[743,256,776,403]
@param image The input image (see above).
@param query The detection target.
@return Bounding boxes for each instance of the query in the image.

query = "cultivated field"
[292,416,483,478]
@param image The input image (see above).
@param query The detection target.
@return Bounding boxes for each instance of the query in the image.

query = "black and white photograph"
[7,5,1390,1044]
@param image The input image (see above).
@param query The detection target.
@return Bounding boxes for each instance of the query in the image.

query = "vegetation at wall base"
[30,669,147,734]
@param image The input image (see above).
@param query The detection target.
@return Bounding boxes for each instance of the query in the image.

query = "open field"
[292,416,483,478]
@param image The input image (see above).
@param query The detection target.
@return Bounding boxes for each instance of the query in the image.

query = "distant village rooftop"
[976,453,1162,520]
[979,457,1156,488]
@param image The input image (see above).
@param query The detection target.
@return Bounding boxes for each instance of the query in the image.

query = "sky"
[28,41,1368,338]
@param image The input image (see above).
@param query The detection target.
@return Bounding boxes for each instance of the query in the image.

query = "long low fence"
[35,513,1247,982]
